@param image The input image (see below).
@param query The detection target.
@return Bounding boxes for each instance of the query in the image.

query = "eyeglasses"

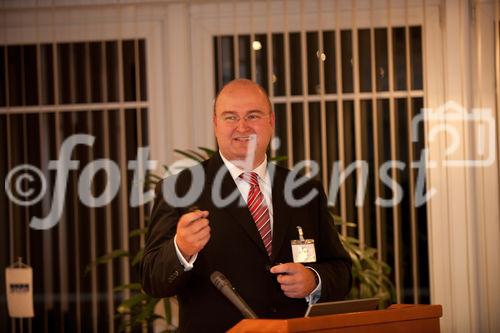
[219,112,270,125]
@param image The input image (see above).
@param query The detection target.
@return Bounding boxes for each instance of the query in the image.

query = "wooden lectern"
[228,304,442,333]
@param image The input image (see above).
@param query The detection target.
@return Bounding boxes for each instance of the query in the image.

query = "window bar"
[21,47,32,333]
[266,0,274,98]
[3,51,15,289]
[69,43,76,103]
[317,0,329,190]
[36,43,43,112]
[27,41,46,332]
[2,30,10,333]
[335,0,348,235]
[40,28,56,327]
[132,11,147,331]
[265,0,275,159]
[283,0,293,169]
[84,41,98,331]
[70,112,83,333]
[39,112,53,333]
[232,1,239,79]
[404,0,419,303]
[386,0,402,304]
[2,0,14,288]
[53,40,71,320]
[267,90,423,103]
[69,42,83,332]
[101,40,115,333]
[250,0,257,82]
[35,38,47,333]
[133,39,146,250]
[85,109,98,332]
[19,44,32,333]
[117,39,131,309]
[0,102,149,114]
[22,114,31,266]
[351,0,365,249]
[299,0,311,172]
[43,9,55,333]
[216,2,223,92]
[368,0,383,263]
[0,30,16,333]
[21,45,26,106]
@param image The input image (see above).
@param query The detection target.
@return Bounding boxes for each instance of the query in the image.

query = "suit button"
[270,307,277,313]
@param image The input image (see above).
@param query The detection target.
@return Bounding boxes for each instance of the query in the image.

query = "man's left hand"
[270,263,317,298]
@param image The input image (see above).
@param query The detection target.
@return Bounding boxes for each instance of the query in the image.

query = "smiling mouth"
[233,136,255,142]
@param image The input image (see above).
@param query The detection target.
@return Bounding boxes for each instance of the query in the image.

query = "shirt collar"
[219,151,268,182]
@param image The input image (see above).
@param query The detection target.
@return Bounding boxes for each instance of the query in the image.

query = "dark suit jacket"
[141,153,352,333]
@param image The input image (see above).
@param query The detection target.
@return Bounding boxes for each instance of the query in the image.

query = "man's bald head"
[213,79,272,115]
[212,78,275,169]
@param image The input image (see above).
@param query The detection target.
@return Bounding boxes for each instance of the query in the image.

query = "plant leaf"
[197,147,215,157]
[270,155,288,162]
[117,293,150,314]
[129,227,148,238]
[85,249,129,275]
[113,283,142,293]
[187,149,207,161]
[173,149,203,162]
[163,297,172,324]
[131,249,144,267]
[134,297,161,323]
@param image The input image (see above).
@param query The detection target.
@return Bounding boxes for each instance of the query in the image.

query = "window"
[213,25,429,304]
[0,39,148,332]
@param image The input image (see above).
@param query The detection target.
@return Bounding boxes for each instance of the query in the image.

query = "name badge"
[291,226,316,263]
[5,258,34,318]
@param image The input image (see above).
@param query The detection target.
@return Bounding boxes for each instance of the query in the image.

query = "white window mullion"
[98,39,115,333]
[300,0,311,171]
[386,0,402,304]
[284,0,293,169]
[116,39,131,306]
[318,0,328,190]
[250,0,257,82]
[232,0,239,79]
[351,0,365,249]
[404,1,420,303]
[369,0,383,262]
[334,0,347,236]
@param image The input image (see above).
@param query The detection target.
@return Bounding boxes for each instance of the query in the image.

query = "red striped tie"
[240,172,272,256]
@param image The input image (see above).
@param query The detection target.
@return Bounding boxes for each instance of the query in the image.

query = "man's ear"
[212,112,217,128]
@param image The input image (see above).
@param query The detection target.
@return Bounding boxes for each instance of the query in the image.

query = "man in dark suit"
[141,79,352,332]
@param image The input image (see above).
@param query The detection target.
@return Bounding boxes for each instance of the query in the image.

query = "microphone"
[210,271,258,319]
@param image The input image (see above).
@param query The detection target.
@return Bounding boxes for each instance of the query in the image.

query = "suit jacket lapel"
[206,153,268,257]
[269,164,291,263]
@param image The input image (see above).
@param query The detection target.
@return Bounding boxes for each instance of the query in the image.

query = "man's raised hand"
[175,210,210,260]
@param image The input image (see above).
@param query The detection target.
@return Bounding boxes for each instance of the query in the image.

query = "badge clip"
[291,226,316,263]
